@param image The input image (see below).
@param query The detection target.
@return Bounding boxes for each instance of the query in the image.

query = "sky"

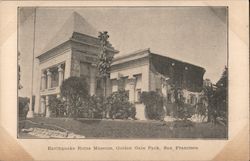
[18,7,227,97]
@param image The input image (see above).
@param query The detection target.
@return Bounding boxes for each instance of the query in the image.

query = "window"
[118,77,126,90]
[96,78,102,89]
[51,68,59,88]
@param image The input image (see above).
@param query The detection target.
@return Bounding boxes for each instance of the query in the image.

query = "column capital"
[128,76,136,85]
[58,64,64,72]
[46,69,52,75]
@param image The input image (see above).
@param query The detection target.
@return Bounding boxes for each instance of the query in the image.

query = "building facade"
[33,12,118,117]
[32,12,205,120]
[110,49,205,120]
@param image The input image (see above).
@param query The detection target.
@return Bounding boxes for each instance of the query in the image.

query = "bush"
[140,91,165,120]
[60,77,89,118]
[18,97,29,120]
[49,96,67,117]
[106,90,136,119]
[169,87,193,120]
[84,95,106,119]
[175,103,194,120]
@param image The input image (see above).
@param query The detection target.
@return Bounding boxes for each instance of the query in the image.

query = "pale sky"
[18,7,227,97]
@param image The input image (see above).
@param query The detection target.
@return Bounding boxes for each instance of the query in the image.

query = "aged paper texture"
[0,0,249,160]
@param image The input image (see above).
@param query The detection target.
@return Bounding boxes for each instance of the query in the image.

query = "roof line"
[114,48,150,61]
[113,48,205,71]
[151,52,205,71]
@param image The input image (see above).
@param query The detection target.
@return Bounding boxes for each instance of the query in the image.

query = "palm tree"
[97,31,113,98]
[97,31,114,118]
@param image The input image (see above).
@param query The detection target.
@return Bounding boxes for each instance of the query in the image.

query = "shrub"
[49,96,66,117]
[106,90,136,119]
[84,95,106,119]
[60,77,89,118]
[18,97,29,120]
[175,103,194,120]
[169,87,194,120]
[140,91,165,120]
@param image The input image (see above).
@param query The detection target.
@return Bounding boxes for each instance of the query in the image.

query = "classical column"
[46,69,52,89]
[89,64,96,96]
[40,96,45,116]
[58,64,64,87]
[45,96,50,117]
[128,76,136,103]
[41,72,46,90]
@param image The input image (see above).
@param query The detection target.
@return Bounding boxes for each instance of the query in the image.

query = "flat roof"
[112,48,205,71]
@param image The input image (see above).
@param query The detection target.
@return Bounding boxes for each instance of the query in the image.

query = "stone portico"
[33,12,118,117]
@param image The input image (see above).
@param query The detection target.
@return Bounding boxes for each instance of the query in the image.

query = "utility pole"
[27,7,37,118]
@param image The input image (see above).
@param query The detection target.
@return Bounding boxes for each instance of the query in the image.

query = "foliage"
[170,87,193,120]
[60,77,89,118]
[195,102,207,117]
[202,84,215,122]
[18,97,29,119]
[214,66,228,120]
[106,90,136,119]
[97,31,113,78]
[202,67,228,124]
[140,91,165,120]
[97,31,114,97]
[84,95,106,119]
[195,92,208,118]
[49,97,66,117]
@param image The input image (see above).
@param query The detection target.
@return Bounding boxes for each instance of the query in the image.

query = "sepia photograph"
[18,6,228,139]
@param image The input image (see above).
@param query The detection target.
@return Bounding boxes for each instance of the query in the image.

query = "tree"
[60,77,89,118]
[214,66,228,121]
[18,97,29,120]
[202,84,215,122]
[204,66,228,124]
[85,95,106,119]
[97,31,113,98]
[106,90,136,120]
[141,91,165,120]
[49,96,66,117]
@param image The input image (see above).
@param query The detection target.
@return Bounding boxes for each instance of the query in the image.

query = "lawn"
[19,117,227,139]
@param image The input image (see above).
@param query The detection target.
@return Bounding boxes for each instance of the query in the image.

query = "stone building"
[110,48,205,119]
[31,12,205,120]
[33,12,118,117]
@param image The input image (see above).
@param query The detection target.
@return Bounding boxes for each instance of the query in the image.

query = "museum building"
[32,12,205,120]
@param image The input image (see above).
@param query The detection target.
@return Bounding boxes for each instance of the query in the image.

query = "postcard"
[0,0,249,160]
